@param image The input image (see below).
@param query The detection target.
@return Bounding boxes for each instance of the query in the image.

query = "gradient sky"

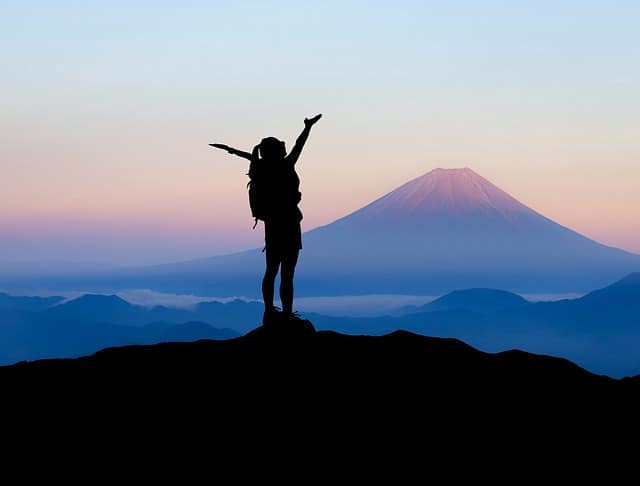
[2,1,639,268]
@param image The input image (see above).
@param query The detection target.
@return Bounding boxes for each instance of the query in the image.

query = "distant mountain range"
[1,273,639,377]
[43,294,263,330]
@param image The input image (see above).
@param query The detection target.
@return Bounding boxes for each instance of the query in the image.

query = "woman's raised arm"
[286,114,322,165]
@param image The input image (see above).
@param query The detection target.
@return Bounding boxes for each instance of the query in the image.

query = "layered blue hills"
[0,294,244,365]
[1,273,639,377]
[306,273,640,377]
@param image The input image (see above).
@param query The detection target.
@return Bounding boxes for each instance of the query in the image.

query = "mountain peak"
[340,167,537,225]
[426,288,529,313]
[430,166,475,175]
[56,294,134,310]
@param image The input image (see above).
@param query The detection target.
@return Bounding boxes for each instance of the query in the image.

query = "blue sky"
[2,1,639,266]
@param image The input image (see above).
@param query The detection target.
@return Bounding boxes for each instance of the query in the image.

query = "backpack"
[247,158,303,228]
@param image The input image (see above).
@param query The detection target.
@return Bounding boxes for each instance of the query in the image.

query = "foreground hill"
[3,321,638,443]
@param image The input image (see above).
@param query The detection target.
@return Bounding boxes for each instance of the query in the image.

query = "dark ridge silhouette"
[2,319,638,447]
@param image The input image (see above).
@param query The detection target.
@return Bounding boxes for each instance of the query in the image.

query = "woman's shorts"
[264,218,302,255]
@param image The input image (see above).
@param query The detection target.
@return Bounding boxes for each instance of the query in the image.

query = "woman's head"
[259,137,286,160]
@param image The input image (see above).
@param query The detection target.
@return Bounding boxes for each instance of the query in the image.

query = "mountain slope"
[298,168,640,293]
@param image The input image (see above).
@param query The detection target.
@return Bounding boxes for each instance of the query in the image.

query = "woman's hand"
[304,114,322,127]
[209,143,232,153]
[209,143,253,161]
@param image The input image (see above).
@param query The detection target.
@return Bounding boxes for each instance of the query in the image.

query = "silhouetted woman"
[210,114,322,325]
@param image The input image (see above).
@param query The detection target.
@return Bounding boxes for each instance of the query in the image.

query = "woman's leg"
[262,247,281,310]
[280,249,300,314]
